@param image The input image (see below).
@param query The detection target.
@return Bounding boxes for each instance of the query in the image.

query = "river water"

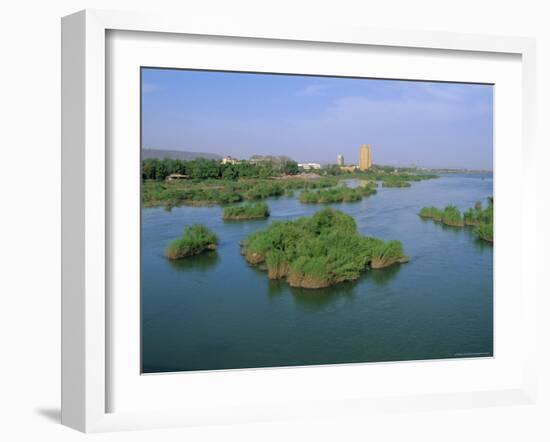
[141,174,493,373]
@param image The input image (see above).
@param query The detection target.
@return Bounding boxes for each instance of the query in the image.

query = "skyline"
[141,68,494,170]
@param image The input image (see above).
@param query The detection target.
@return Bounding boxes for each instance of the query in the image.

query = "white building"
[298,162,322,170]
[337,154,344,166]
[221,156,240,165]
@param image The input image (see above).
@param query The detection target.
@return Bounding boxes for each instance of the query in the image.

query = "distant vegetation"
[320,166,438,189]
[142,177,336,207]
[419,198,493,242]
[165,224,218,260]
[380,172,438,188]
[142,157,440,207]
[142,157,299,181]
[142,158,439,185]
[316,164,439,181]
[243,182,285,200]
[381,179,412,188]
[241,208,408,289]
[223,202,270,220]
[299,183,377,204]
[142,149,222,161]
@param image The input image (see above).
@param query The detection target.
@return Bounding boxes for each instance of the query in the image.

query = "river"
[141,173,493,373]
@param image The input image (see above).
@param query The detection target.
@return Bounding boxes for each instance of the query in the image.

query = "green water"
[141,174,493,373]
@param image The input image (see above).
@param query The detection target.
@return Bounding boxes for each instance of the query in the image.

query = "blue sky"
[141,68,493,169]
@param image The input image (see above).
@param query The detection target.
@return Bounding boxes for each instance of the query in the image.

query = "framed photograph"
[61,9,538,432]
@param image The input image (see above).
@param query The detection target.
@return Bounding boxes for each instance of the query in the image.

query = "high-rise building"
[337,154,344,166]
[359,144,372,171]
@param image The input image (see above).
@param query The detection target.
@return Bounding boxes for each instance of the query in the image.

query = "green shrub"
[419,206,442,220]
[463,208,477,226]
[165,224,218,260]
[223,202,270,220]
[299,184,376,204]
[244,182,284,200]
[419,198,494,243]
[441,205,464,227]
[370,240,408,269]
[474,222,493,243]
[470,198,493,242]
[381,179,411,188]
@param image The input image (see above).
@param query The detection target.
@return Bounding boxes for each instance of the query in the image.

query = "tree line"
[142,157,300,181]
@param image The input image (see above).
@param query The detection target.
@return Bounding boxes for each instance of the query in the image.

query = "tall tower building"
[337,154,344,166]
[359,144,372,171]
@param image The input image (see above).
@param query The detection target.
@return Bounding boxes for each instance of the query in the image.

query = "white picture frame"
[61,9,538,433]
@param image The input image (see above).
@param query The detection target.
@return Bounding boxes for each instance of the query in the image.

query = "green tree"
[282,160,300,175]
[221,165,238,180]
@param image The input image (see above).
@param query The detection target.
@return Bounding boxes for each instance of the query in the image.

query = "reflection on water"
[264,260,403,311]
[473,236,493,252]
[141,173,494,373]
[167,251,220,272]
[291,288,355,311]
[268,278,358,311]
[418,216,494,251]
[368,263,403,286]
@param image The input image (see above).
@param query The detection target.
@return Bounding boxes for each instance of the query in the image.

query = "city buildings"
[298,162,322,170]
[359,144,373,171]
[221,156,240,165]
[337,154,344,166]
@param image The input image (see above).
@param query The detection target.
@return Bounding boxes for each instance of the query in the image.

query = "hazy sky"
[141,68,493,169]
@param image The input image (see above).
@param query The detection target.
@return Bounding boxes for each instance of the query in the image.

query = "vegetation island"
[223,202,270,220]
[419,198,493,242]
[299,182,377,204]
[165,224,218,260]
[240,208,409,289]
[381,178,412,188]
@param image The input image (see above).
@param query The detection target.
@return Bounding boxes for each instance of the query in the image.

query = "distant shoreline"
[141,149,492,175]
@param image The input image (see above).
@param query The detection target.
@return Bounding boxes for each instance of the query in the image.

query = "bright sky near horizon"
[141,68,493,169]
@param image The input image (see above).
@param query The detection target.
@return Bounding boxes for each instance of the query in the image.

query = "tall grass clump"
[241,208,408,289]
[441,205,464,227]
[381,178,412,188]
[419,197,493,243]
[463,208,478,226]
[470,198,493,242]
[165,224,218,260]
[370,240,408,269]
[299,183,376,204]
[419,206,442,220]
[474,221,493,243]
[244,182,284,200]
[223,202,270,220]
